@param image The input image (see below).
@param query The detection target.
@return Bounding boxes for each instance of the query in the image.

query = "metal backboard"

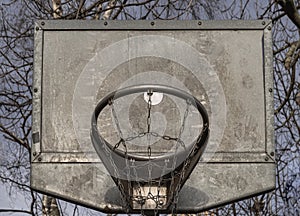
[31,20,275,214]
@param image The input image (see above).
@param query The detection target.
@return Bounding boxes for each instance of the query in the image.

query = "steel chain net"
[104,92,198,215]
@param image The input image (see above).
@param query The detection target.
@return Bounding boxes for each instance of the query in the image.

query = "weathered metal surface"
[31,163,274,213]
[31,20,275,213]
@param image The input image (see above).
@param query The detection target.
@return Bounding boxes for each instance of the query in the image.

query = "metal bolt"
[269,88,273,93]
[270,152,275,156]
[151,21,155,26]
[265,156,269,161]
[41,21,45,26]
[267,26,271,31]
[33,152,37,156]
[198,21,202,25]
[262,21,265,25]
[34,88,38,93]
[35,27,39,31]
[104,21,108,26]
[38,157,42,162]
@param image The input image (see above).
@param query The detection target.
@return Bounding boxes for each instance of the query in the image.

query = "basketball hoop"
[91,84,209,214]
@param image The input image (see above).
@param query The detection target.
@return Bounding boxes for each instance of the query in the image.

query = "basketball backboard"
[31,20,275,214]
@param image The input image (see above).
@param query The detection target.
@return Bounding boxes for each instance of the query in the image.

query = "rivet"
[270,152,275,156]
[104,21,108,26]
[41,21,45,26]
[38,157,42,162]
[269,88,273,93]
[198,21,202,25]
[265,156,269,161]
[262,21,266,25]
[33,152,37,156]
[268,26,271,30]
[34,88,38,93]
[35,27,39,31]
[151,21,155,26]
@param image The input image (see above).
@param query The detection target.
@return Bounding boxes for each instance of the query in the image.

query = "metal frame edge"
[31,22,44,162]
[36,19,271,30]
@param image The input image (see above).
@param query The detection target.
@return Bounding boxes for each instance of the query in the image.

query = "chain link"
[110,100,124,139]
[147,90,153,133]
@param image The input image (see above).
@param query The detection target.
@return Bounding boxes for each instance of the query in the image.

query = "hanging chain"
[131,158,145,215]
[170,99,191,214]
[110,90,183,151]
[104,93,197,215]
[146,90,153,209]
[124,131,184,144]
[102,132,131,211]
[110,99,128,152]
[155,158,169,214]
[108,100,131,211]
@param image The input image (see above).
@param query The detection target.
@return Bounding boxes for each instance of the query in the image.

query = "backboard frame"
[31,20,275,214]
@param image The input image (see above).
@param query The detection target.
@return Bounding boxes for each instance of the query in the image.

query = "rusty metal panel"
[31,20,275,213]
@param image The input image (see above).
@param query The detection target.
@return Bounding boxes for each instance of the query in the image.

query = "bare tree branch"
[274,65,296,114]
[0,209,32,214]
[0,124,30,150]
[102,0,117,20]
[52,0,62,18]
[42,195,60,216]
[276,0,300,29]
[284,39,300,69]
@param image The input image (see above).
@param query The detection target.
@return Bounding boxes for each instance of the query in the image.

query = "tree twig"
[277,0,300,29]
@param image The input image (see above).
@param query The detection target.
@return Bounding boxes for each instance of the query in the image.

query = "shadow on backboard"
[104,185,209,209]
[177,185,209,207]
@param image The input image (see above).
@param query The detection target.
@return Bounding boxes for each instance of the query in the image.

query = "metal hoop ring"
[91,84,209,161]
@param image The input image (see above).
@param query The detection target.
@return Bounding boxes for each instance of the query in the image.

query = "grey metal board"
[31,20,275,214]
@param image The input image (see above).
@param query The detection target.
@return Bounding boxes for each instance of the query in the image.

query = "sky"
[0,183,29,215]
